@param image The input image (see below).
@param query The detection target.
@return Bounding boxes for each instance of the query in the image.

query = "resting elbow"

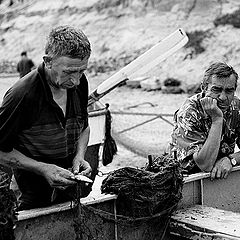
[200,165,213,172]
[195,157,214,173]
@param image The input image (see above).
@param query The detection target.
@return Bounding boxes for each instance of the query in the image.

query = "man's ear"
[43,56,52,69]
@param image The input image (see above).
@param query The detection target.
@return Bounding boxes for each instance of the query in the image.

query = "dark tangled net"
[72,153,183,240]
[101,153,183,218]
[0,170,18,240]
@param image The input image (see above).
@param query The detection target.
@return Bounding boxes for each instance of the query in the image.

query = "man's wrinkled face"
[49,56,89,89]
[205,74,237,112]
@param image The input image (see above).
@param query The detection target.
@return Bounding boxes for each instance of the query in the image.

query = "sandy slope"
[1,0,240,86]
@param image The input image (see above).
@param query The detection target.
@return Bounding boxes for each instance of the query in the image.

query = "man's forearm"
[75,126,90,160]
[194,119,223,171]
[0,148,47,175]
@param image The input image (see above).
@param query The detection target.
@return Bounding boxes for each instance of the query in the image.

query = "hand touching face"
[204,74,236,112]
[200,97,223,121]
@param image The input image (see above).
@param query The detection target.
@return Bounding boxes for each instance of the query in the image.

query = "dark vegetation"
[214,7,240,28]
[184,7,240,57]
[184,30,212,56]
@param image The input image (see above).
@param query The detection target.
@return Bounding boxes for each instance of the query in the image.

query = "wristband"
[228,155,237,167]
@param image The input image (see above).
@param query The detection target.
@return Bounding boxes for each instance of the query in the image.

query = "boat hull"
[15,195,117,240]
[179,166,240,213]
[14,167,240,240]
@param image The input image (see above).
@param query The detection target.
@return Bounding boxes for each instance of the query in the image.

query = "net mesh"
[72,153,183,240]
[0,170,18,240]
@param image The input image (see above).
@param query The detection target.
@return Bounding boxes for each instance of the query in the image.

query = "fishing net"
[0,170,18,240]
[101,155,183,217]
[73,153,183,240]
[72,184,119,240]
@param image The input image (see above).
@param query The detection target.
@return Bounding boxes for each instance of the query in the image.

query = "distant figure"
[17,51,35,78]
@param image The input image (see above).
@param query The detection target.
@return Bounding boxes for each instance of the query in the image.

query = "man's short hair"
[21,51,27,56]
[45,25,91,60]
[201,62,239,90]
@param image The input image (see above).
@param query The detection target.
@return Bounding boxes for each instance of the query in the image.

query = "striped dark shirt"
[0,63,89,207]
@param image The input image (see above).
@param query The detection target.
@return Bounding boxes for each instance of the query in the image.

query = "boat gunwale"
[183,165,240,183]
[17,166,240,222]
[18,193,117,221]
[88,108,108,117]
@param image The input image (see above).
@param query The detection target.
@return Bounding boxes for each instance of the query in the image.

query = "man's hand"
[39,163,76,190]
[210,157,232,180]
[72,158,92,178]
[200,97,223,121]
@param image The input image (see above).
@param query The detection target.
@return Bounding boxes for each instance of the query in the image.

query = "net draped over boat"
[72,153,183,240]
[101,154,183,218]
[102,153,183,240]
[0,170,17,240]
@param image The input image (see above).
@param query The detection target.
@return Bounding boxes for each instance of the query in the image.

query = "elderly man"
[0,25,92,210]
[170,62,240,180]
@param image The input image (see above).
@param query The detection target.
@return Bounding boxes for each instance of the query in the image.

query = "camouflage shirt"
[170,92,240,174]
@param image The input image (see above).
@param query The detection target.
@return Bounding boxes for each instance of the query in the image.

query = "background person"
[170,62,240,180]
[17,51,35,78]
[0,25,92,210]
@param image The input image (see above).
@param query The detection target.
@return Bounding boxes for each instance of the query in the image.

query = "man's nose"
[219,91,227,100]
[70,73,81,84]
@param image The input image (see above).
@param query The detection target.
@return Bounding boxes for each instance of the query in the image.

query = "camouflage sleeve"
[232,97,240,149]
[172,100,207,162]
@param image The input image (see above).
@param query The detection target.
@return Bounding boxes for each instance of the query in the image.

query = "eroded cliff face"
[1,0,240,85]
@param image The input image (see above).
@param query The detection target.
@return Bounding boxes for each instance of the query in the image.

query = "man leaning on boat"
[170,62,240,180]
[0,25,92,210]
